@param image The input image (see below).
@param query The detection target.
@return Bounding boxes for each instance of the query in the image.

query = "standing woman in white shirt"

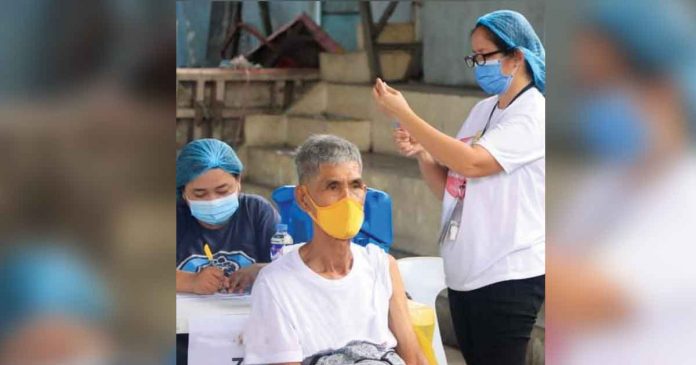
[373,10,545,365]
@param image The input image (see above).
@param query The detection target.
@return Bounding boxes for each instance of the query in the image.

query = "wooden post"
[190,78,205,142]
[215,80,225,102]
[283,80,294,109]
[405,42,423,80]
[359,2,381,81]
[230,2,243,57]
[213,80,227,138]
[258,1,273,36]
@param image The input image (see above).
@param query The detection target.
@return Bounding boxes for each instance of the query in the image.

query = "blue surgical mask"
[187,193,240,226]
[474,59,514,95]
[576,90,649,164]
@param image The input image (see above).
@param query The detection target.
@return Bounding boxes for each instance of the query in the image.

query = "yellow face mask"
[302,187,365,240]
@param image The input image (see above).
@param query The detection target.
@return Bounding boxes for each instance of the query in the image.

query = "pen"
[203,243,226,293]
[204,243,214,262]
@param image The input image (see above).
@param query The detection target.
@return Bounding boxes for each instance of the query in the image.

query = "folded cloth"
[302,341,405,365]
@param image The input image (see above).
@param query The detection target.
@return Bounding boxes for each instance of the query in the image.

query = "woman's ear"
[514,49,525,68]
[234,175,242,193]
[505,49,525,76]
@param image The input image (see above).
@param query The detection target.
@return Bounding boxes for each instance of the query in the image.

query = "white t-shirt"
[441,87,545,291]
[243,243,396,364]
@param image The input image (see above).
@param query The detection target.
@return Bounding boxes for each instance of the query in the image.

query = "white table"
[177,293,252,365]
[176,293,252,334]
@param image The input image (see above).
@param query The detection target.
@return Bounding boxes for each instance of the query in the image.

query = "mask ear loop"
[504,49,522,78]
[509,58,521,78]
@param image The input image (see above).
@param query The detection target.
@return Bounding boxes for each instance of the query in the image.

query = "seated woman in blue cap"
[176,138,279,294]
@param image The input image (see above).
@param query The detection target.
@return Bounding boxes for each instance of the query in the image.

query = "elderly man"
[244,135,425,364]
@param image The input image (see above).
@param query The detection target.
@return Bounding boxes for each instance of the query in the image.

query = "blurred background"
[0,0,174,364]
[545,0,696,364]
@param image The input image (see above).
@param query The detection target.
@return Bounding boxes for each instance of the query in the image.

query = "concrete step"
[320,52,371,84]
[244,114,286,147]
[245,146,298,188]
[325,83,375,121]
[325,83,486,156]
[244,146,442,257]
[320,51,412,83]
[286,114,371,152]
[356,22,416,51]
[287,82,327,116]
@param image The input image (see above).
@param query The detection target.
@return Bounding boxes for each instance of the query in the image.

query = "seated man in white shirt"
[244,135,426,365]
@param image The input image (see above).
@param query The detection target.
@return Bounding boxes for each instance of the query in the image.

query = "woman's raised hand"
[372,78,413,119]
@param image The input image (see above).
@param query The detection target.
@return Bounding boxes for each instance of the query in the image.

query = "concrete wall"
[421,0,545,87]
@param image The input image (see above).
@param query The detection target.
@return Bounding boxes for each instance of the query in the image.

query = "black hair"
[471,25,533,76]
[471,25,515,56]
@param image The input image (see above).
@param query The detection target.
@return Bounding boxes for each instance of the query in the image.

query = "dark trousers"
[448,275,545,365]
[177,334,188,364]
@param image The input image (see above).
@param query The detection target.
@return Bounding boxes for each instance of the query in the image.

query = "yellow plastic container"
[408,300,438,365]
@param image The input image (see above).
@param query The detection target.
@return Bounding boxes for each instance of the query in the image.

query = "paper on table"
[177,292,250,300]
[188,315,248,365]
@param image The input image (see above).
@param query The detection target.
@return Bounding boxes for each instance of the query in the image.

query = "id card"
[438,196,464,245]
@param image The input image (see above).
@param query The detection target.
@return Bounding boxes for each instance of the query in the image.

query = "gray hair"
[294,134,363,183]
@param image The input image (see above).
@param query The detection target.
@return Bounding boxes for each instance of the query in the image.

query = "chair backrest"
[397,257,448,365]
[271,185,393,252]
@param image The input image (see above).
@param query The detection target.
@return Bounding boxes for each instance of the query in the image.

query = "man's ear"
[294,185,311,213]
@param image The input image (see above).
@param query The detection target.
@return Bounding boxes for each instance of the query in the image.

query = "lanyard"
[481,82,535,137]
[439,82,536,245]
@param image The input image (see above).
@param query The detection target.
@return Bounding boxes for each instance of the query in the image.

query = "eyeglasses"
[464,49,508,68]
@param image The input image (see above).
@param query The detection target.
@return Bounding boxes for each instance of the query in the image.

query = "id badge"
[438,196,464,245]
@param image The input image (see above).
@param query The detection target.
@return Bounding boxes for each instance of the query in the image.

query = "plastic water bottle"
[270,224,293,261]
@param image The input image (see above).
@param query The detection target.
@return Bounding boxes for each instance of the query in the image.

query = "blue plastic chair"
[271,186,393,252]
